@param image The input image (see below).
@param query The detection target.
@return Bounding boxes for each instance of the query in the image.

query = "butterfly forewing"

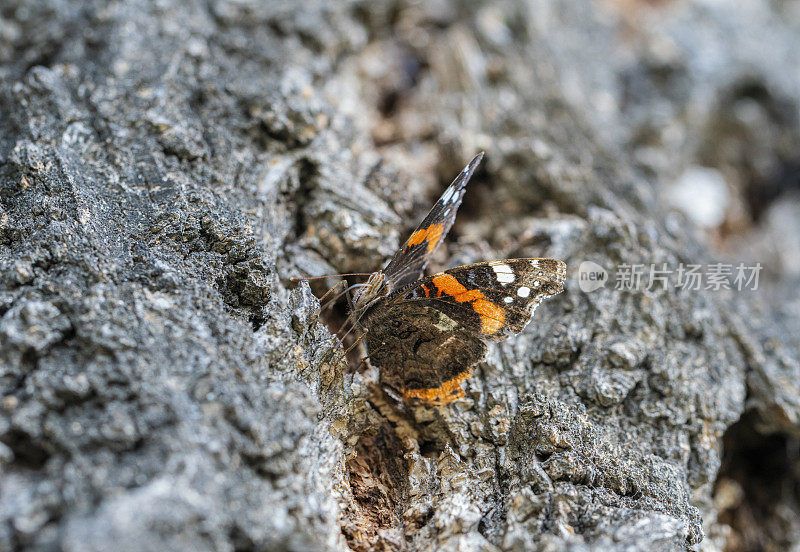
[395,258,566,341]
[381,152,484,290]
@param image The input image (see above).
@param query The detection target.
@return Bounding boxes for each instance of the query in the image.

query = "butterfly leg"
[329,328,367,368]
[353,337,389,372]
[316,279,346,311]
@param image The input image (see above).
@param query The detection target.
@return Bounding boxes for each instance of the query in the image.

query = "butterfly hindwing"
[364,301,486,405]
[382,152,484,290]
[394,258,566,342]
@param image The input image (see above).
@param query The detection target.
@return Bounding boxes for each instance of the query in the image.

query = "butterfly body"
[343,153,566,405]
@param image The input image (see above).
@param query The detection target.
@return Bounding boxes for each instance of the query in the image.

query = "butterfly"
[332,152,565,405]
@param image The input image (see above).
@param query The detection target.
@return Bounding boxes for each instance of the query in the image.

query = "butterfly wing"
[382,152,484,290]
[393,258,566,342]
[364,299,487,405]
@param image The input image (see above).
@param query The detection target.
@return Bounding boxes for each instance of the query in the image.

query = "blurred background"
[350,0,800,278]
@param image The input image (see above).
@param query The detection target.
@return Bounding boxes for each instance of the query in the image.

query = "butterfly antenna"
[290,273,373,282]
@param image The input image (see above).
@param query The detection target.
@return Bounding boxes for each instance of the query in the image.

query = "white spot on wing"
[497,273,515,284]
[504,296,513,303]
[517,286,531,297]
[492,263,515,284]
[440,186,455,203]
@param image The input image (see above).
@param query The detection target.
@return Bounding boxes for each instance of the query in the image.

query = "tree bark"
[1,1,798,551]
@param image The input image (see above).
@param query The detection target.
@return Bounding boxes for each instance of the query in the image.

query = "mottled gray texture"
[1,1,799,551]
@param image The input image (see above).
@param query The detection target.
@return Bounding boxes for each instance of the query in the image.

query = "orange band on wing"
[431,274,468,298]
[403,369,471,405]
[431,274,505,334]
[473,299,504,334]
[407,222,444,252]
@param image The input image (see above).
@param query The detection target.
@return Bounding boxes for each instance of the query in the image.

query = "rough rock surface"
[1,1,798,551]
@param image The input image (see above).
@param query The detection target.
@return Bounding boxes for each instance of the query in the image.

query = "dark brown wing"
[392,258,566,342]
[382,152,484,290]
[364,300,486,406]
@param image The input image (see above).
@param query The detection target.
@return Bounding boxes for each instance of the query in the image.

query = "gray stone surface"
[1,1,799,551]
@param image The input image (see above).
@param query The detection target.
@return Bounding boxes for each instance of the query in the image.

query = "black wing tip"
[452,151,484,186]
[469,151,485,169]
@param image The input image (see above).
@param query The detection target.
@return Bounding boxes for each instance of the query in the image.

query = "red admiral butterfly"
[321,153,565,405]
